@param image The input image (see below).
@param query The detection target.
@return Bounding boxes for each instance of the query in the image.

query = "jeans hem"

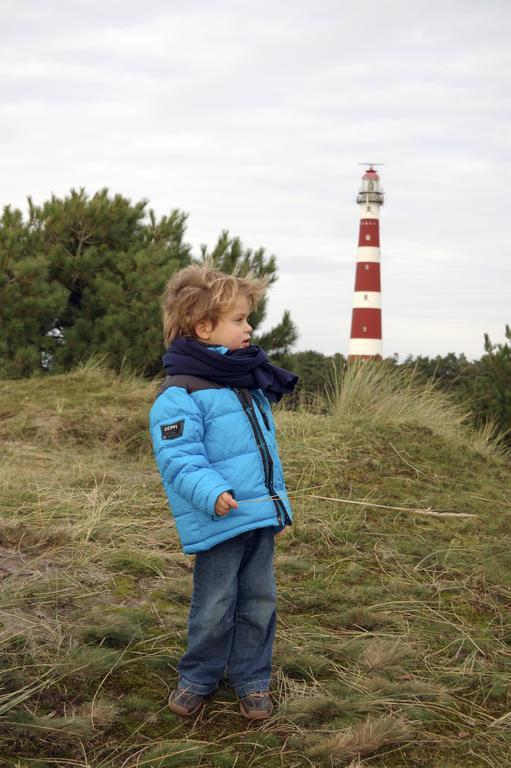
[234,678,271,697]
[178,675,217,696]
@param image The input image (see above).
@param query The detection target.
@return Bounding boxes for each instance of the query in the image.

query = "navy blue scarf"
[162,337,298,403]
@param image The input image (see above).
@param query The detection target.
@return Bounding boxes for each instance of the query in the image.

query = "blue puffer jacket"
[149,357,293,554]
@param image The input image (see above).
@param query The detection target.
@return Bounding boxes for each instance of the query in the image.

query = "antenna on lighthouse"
[348,166,385,361]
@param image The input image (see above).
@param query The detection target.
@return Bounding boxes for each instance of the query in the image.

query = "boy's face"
[195,295,253,351]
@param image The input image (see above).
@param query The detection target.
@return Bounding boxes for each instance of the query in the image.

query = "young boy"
[149,264,297,721]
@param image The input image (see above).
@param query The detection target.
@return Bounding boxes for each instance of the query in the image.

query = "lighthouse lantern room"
[348,166,384,361]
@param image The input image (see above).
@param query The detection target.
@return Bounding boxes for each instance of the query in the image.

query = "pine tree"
[471,326,511,440]
[1,190,298,378]
[255,310,298,356]
[27,189,192,376]
[0,205,67,378]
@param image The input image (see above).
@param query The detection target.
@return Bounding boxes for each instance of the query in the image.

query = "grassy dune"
[1,360,510,767]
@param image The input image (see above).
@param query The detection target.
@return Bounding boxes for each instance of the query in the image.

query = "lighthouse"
[348,166,384,360]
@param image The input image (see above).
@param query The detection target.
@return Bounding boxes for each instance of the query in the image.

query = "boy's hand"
[276,526,289,537]
[215,492,238,517]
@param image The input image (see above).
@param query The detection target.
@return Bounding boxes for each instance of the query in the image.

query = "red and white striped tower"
[348,165,384,360]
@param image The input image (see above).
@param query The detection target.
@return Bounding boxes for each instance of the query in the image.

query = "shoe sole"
[168,696,204,717]
[239,701,273,721]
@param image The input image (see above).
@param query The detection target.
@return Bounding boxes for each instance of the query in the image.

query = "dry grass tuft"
[138,740,209,766]
[53,645,123,678]
[326,359,503,454]
[306,714,413,763]
[362,639,415,671]
[284,694,341,723]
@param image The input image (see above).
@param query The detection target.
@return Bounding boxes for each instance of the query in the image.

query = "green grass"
[0,359,510,766]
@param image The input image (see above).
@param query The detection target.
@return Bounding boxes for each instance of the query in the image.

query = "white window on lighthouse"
[365,234,371,241]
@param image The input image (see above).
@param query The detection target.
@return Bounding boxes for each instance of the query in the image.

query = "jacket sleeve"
[149,386,233,518]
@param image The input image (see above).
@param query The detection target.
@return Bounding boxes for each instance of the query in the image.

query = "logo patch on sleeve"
[160,420,184,440]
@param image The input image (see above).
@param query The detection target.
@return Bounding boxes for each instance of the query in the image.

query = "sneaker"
[239,691,273,720]
[168,687,205,717]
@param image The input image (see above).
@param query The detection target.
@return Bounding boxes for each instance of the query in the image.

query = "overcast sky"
[2,0,510,359]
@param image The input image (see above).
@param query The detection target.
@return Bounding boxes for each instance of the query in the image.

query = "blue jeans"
[178,526,276,697]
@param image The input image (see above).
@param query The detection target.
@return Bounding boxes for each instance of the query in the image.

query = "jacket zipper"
[252,398,289,524]
[233,388,288,526]
[253,395,270,430]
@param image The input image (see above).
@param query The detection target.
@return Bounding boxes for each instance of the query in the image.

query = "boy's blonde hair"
[162,264,268,346]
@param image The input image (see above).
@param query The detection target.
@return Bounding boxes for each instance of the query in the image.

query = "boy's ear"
[194,319,212,341]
